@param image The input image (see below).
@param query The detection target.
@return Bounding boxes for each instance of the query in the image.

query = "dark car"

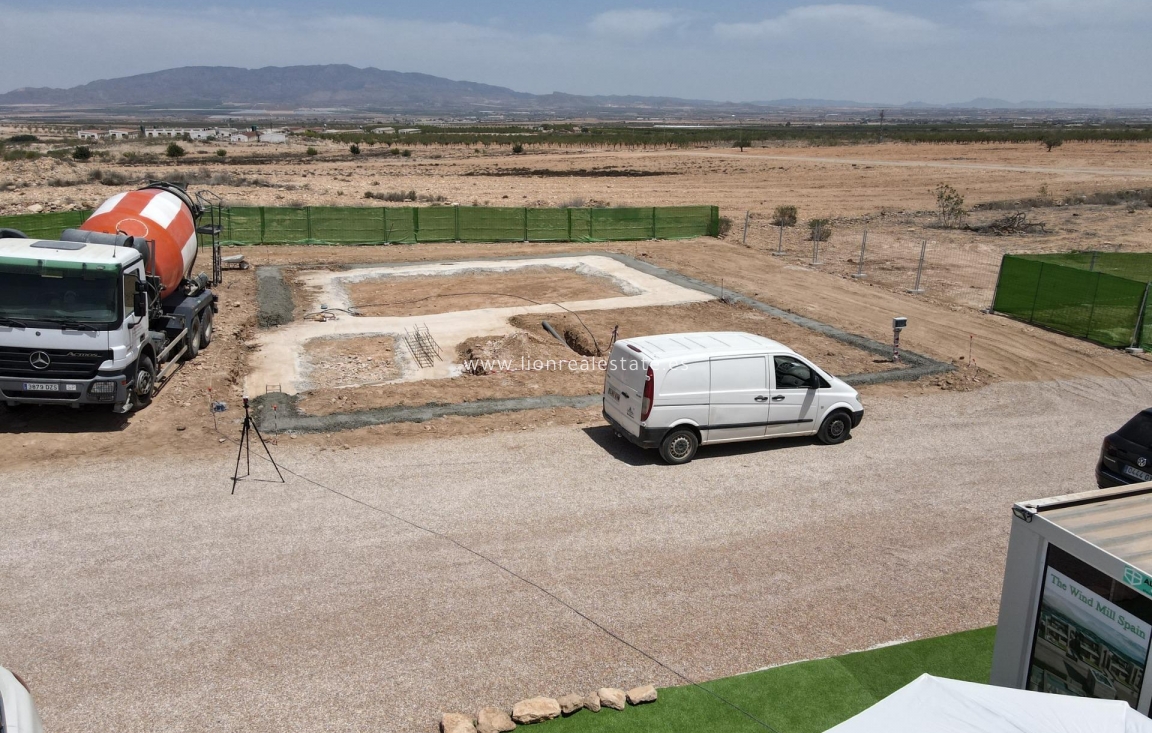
[1097,409,1152,488]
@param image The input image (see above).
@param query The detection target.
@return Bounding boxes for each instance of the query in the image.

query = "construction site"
[3,126,1152,733]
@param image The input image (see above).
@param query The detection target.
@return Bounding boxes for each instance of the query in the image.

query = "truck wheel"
[818,411,852,445]
[132,356,156,410]
[659,428,699,465]
[199,309,214,348]
[185,316,202,360]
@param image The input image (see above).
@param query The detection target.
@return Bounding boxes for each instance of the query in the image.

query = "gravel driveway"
[2,375,1150,732]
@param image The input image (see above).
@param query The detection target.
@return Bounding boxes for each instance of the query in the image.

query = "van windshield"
[0,263,120,327]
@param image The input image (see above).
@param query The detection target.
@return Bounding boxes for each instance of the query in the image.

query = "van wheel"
[818,411,852,445]
[660,428,699,465]
[184,316,202,360]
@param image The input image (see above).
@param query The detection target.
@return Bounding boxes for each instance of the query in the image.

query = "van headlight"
[89,381,116,395]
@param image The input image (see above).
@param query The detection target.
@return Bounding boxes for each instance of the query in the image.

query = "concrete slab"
[246,255,714,395]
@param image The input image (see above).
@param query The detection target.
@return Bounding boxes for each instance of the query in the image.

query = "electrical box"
[893,317,908,331]
[991,483,1152,713]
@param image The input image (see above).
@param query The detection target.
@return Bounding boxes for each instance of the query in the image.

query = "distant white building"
[144,127,223,140]
[230,131,260,143]
[77,130,101,140]
[106,129,132,140]
[397,128,421,135]
[371,127,395,134]
[257,132,287,143]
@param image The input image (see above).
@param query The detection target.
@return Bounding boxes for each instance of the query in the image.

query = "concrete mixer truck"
[0,182,220,412]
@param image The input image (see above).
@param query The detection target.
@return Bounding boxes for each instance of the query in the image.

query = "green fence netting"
[0,205,719,246]
[0,210,91,240]
[215,204,719,245]
[993,254,1152,349]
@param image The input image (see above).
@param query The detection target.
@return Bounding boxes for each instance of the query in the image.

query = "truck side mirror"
[133,287,147,318]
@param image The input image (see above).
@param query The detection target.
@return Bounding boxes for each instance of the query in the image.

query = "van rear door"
[707,355,769,442]
[604,342,648,436]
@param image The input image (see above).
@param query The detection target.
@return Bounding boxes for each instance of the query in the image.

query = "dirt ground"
[301,335,401,389]
[2,141,1152,468]
[294,300,906,416]
[345,266,628,317]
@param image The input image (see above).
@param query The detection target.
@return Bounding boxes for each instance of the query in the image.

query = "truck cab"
[0,237,150,410]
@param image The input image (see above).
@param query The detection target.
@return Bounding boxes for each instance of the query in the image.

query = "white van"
[0,665,44,733]
[602,332,864,464]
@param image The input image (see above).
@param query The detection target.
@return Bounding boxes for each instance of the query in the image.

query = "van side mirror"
[133,287,147,318]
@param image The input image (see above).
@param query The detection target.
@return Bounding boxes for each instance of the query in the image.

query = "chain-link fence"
[738,214,1005,310]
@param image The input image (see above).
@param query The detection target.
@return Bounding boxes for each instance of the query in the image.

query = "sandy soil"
[2,141,1151,466]
[301,335,401,389]
[295,300,904,416]
[4,375,1150,733]
[346,266,628,317]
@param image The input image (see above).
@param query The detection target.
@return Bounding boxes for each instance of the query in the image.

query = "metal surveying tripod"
[231,397,285,494]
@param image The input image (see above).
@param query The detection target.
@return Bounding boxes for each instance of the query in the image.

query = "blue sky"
[1,1,1150,104]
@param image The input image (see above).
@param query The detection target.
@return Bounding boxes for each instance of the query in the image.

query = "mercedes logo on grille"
[1140,457,1148,469]
[29,351,51,370]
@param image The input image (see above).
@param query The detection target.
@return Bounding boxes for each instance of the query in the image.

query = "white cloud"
[588,9,693,39]
[971,0,1152,26]
[715,4,938,41]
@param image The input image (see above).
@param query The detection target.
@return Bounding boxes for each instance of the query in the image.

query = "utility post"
[853,230,868,278]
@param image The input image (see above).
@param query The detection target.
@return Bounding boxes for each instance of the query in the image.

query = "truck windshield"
[0,264,120,327]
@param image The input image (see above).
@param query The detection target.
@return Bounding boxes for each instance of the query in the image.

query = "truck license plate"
[23,382,59,392]
[607,386,621,401]
[1124,464,1152,483]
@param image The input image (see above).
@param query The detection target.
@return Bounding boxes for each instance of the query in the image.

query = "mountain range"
[0,65,1113,114]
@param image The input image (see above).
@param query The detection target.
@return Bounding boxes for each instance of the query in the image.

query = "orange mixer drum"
[81,187,197,296]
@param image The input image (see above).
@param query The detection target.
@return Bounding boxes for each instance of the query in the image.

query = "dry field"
[6,136,1152,733]
[1,139,1151,465]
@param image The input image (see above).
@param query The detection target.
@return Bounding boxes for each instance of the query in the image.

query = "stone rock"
[476,706,516,733]
[512,697,561,725]
[583,693,601,713]
[627,685,658,705]
[557,694,584,716]
[441,713,476,733]
[597,688,626,711]
[25,204,43,213]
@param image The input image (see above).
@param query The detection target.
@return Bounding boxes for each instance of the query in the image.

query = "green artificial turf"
[537,626,996,733]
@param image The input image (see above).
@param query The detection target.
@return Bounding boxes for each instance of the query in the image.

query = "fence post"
[1085,271,1103,340]
[988,253,1006,313]
[853,230,867,278]
[1090,251,1098,271]
[1131,282,1151,351]
[742,211,750,245]
[454,206,461,242]
[567,208,573,242]
[1029,263,1045,323]
[811,224,822,266]
[259,206,266,243]
[413,207,420,243]
[524,207,529,242]
[305,206,312,243]
[382,207,388,243]
[908,240,927,293]
[773,225,784,256]
[652,207,657,240]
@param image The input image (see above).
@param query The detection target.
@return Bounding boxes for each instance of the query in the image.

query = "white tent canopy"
[826,674,1152,733]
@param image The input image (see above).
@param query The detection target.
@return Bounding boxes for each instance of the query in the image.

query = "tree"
[512,143,524,154]
[165,143,186,158]
[733,138,749,152]
[808,218,832,241]
[349,143,361,155]
[933,183,966,228]
[215,149,226,157]
[1041,135,1063,152]
[306,147,318,156]
[71,146,92,161]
